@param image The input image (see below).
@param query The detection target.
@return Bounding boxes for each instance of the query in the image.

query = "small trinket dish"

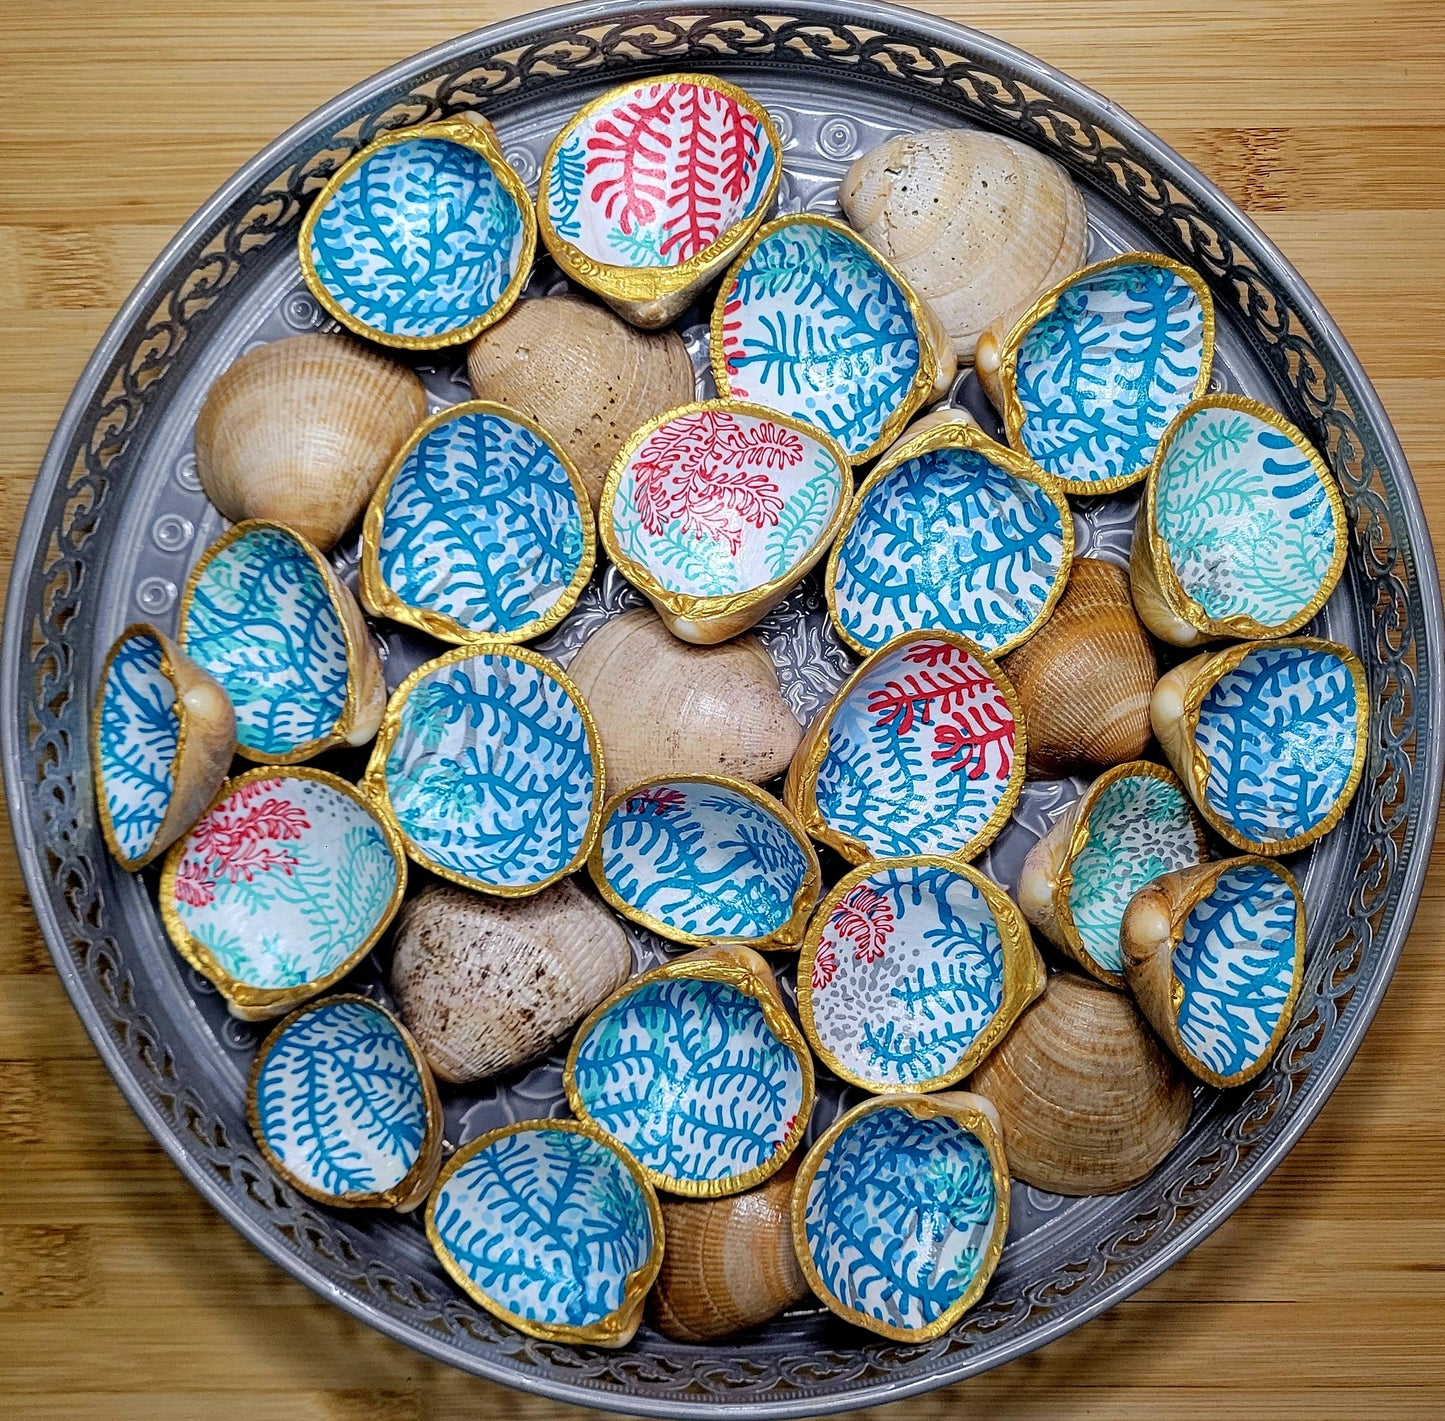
[247,994,442,1210]
[798,858,1044,1093]
[92,623,235,871]
[600,399,850,643]
[975,252,1214,493]
[1131,393,1348,646]
[360,400,594,645]
[827,417,1073,656]
[538,73,781,329]
[785,630,1026,865]
[426,1118,663,1347]
[565,944,814,1197]
[792,1092,1009,1341]
[179,520,384,763]
[1122,856,1305,1087]
[160,767,406,1020]
[299,117,534,349]
[362,644,602,896]
[589,774,820,950]
[1016,761,1209,988]
[1151,636,1370,854]
[712,214,954,463]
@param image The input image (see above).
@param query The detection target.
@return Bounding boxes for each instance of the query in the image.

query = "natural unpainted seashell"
[564,610,801,791]
[389,879,632,1084]
[651,1157,808,1342]
[466,296,696,508]
[970,970,1193,1195]
[839,128,1088,361]
[1001,559,1157,778]
[92,623,236,872]
[1122,857,1305,1088]
[193,333,427,551]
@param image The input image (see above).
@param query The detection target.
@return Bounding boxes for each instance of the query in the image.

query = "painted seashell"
[600,400,850,644]
[1151,637,1369,855]
[247,994,442,1210]
[179,520,385,763]
[650,1158,808,1342]
[976,252,1214,494]
[92,623,235,871]
[564,609,801,791]
[589,775,820,950]
[970,970,1193,1195]
[1001,558,1157,778]
[827,416,1073,657]
[1016,761,1209,988]
[363,644,602,896]
[840,128,1089,361]
[427,1118,663,1347]
[159,766,406,1020]
[193,333,427,552]
[1131,393,1348,646]
[565,944,814,1197]
[538,73,780,329]
[465,294,696,507]
[798,858,1045,1093]
[388,879,631,1084]
[300,117,534,348]
[712,215,955,463]
[792,1092,1009,1341]
[785,630,1025,866]
[360,400,594,645]
[1122,857,1305,1087]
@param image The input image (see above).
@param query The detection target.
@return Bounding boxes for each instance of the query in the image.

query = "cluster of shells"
[90,73,1363,1349]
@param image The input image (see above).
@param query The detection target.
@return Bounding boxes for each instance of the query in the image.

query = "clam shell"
[466,295,697,507]
[839,128,1088,361]
[1001,558,1157,778]
[92,623,236,871]
[389,879,632,1084]
[193,333,427,552]
[564,609,801,791]
[969,970,1193,1195]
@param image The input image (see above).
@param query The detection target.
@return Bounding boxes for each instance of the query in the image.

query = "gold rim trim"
[536,73,782,306]
[298,118,536,351]
[1140,392,1350,640]
[359,398,597,646]
[586,772,821,951]
[1179,636,1371,855]
[360,641,605,898]
[710,213,943,466]
[158,766,408,1018]
[563,944,816,1198]
[246,993,443,1209]
[796,857,1045,1093]
[824,420,1076,658]
[425,1117,665,1347]
[597,397,852,629]
[790,1093,1010,1342]
[995,250,1217,495]
[783,628,1028,867]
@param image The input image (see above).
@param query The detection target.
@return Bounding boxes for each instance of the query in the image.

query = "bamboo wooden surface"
[2,2,1443,1416]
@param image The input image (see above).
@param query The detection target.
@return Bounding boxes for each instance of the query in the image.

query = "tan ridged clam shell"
[1001,559,1157,777]
[970,970,1192,1194]
[840,129,1088,362]
[389,879,632,1083]
[193,333,427,551]
[564,610,801,793]
[651,1158,808,1342]
[466,296,696,508]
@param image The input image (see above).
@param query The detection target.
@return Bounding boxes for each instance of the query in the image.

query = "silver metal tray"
[4,3,1440,1414]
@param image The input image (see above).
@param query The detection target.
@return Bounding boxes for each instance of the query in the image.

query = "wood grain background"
[2,2,1442,1416]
